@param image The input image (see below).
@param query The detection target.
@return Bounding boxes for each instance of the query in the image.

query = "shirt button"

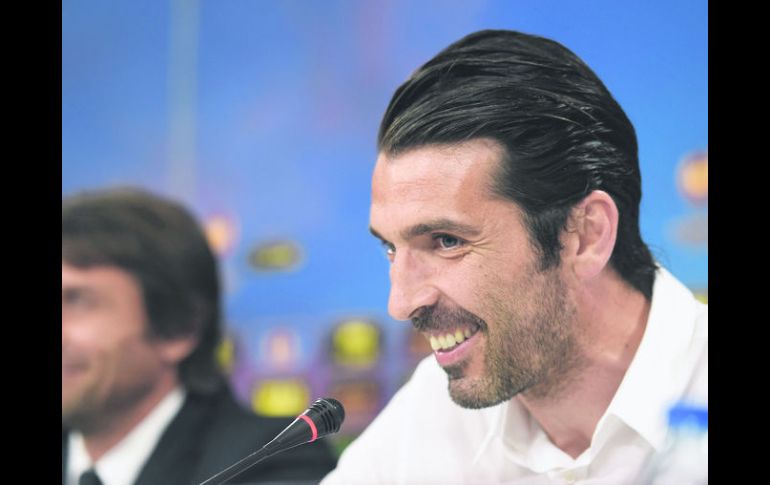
[562,470,577,483]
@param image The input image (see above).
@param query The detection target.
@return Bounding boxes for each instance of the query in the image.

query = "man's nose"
[387,249,439,321]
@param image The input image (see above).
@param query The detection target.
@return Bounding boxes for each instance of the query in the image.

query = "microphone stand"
[199,440,284,485]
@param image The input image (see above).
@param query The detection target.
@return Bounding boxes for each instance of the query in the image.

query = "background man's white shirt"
[66,387,186,485]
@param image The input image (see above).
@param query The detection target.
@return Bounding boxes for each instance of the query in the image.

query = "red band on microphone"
[299,414,318,442]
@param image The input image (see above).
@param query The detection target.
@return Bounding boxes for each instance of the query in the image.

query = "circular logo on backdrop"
[251,379,310,417]
[248,240,303,271]
[676,151,708,206]
[330,318,382,368]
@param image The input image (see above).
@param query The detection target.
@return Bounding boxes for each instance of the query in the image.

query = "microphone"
[199,397,345,485]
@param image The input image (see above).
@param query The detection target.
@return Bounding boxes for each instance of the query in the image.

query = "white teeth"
[427,327,476,351]
[445,333,456,348]
[454,330,465,344]
[429,336,441,351]
[437,335,448,349]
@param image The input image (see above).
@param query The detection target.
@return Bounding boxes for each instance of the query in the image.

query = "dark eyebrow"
[62,285,95,295]
[369,226,389,243]
[62,285,100,300]
[369,218,481,243]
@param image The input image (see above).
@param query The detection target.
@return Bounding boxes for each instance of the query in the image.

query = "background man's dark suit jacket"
[62,388,338,485]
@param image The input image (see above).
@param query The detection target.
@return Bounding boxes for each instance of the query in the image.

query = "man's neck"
[517,271,651,459]
[81,378,179,462]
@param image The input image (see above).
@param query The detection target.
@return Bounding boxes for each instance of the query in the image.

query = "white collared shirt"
[66,387,186,485]
[321,267,708,484]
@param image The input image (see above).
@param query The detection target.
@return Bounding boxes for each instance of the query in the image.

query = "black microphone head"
[304,397,345,436]
[199,398,346,485]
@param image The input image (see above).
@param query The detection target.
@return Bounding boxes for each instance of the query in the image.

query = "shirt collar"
[68,386,186,485]
[472,391,578,472]
[67,432,91,485]
[601,266,700,452]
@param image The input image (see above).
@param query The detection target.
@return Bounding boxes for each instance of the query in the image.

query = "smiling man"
[370,139,587,413]
[62,188,337,485]
[321,30,707,484]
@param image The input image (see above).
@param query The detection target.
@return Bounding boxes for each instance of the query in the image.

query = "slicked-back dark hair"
[378,29,657,299]
[62,187,225,394]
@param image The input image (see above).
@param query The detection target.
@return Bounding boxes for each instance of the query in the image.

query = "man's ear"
[156,333,199,366]
[561,190,618,282]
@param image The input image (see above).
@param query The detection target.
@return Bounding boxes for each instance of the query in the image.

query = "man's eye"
[63,290,94,308]
[381,241,396,257]
[435,234,462,249]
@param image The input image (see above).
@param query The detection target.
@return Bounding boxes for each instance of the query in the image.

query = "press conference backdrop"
[62,0,708,454]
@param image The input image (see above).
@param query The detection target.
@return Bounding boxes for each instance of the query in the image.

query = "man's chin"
[444,372,497,409]
[447,381,495,409]
[62,393,95,427]
[445,369,524,409]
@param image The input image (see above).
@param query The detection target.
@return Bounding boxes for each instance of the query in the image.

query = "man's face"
[62,262,178,429]
[369,139,583,408]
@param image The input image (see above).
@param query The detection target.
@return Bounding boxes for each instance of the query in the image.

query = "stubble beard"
[62,360,159,434]
[426,268,583,409]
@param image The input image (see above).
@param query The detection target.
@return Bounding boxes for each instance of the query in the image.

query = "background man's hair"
[378,29,657,298]
[62,187,226,394]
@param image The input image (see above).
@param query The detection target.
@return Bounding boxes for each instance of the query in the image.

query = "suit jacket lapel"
[133,393,214,485]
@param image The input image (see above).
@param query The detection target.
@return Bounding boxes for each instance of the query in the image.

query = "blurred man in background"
[62,187,337,485]
[322,29,707,483]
